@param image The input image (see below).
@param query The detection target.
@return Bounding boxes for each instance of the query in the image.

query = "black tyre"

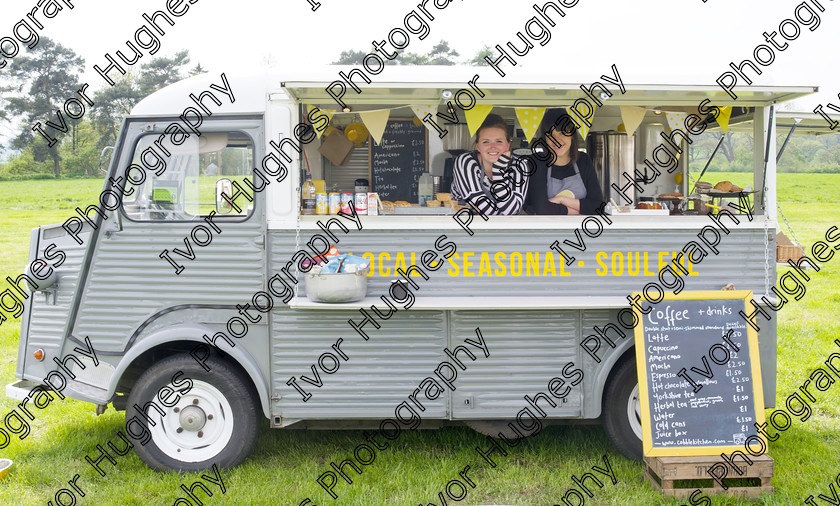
[601,356,643,460]
[126,353,259,472]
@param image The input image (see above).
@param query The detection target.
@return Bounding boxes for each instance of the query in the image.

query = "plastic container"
[354,178,369,193]
[418,172,433,205]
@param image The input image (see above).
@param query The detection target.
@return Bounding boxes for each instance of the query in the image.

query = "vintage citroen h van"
[9,67,809,471]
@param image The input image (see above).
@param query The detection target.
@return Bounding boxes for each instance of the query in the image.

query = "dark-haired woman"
[525,113,604,215]
[450,114,531,216]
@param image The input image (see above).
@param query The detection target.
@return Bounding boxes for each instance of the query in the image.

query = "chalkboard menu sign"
[633,291,766,457]
[369,118,428,202]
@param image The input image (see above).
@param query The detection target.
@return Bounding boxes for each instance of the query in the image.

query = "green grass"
[0,176,838,504]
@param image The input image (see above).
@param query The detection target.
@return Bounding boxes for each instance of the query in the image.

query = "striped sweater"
[450,152,530,216]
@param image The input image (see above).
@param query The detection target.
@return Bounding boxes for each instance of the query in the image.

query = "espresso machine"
[441,123,472,193]
[587,131,636,206]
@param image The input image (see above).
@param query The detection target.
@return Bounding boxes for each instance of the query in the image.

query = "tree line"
[1,39,838,179]
[0,38,201,179]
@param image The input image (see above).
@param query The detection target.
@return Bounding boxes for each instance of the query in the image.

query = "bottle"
[418,172,433,205]
[301,172,316,215]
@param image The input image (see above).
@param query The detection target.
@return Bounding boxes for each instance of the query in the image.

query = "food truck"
[8,67,815,471]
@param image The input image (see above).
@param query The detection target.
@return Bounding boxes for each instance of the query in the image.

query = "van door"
[67,118,267,384]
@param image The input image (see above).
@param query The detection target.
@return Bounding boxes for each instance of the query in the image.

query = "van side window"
[121,131,255,221]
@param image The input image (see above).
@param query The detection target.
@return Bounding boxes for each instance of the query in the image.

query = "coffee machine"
[441,124,472,193]
[587,131,636,206]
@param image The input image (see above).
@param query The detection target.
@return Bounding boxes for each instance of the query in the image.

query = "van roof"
[131,66,817,117]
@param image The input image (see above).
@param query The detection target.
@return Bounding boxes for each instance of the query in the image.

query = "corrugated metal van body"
[270,225,768,297]
[18,224,92,383]
[268,224,776,421]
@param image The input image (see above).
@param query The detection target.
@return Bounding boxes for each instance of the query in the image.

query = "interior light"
[441,90,453,100]
[342,107,351,113]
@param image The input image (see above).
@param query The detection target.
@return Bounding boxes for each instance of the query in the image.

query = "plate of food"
[707,181,754,197]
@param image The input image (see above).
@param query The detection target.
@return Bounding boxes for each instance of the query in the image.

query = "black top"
[524,152,604,215]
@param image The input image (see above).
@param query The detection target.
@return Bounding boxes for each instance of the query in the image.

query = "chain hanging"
[293,137,309,299]
[762,189,771,298]
[294,180,302,299]
[777,202,807,258]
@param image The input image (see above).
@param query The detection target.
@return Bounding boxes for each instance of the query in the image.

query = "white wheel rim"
[627,384,643,441]
[147,380,235,463]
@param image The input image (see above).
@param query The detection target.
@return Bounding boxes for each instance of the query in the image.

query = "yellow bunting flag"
[359,109,391,145]
[665,110,687,133]
[464,104,494,137]
[717,106,733,132]
[515,107,546,142]
[307,105,336,138]
[410,105,440,135]
[619,106,647,137]
[570,107,593,140]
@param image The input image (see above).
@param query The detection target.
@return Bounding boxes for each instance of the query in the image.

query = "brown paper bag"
[318,130,354,166]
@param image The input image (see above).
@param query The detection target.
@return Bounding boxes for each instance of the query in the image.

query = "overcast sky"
[2,0,838,147]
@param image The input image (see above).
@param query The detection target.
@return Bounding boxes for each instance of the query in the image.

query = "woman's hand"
[548,194,581,214]
[548,194,573,205]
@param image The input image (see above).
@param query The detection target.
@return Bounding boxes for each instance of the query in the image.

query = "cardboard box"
[776,232,804,263]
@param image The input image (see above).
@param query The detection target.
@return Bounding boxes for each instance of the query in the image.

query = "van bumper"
[5,380,42,401]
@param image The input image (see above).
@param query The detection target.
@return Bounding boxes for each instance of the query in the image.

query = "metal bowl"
[304,267,370,303]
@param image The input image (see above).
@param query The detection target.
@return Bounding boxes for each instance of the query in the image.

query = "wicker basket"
[776,232,804,263]
[777,244,804,263]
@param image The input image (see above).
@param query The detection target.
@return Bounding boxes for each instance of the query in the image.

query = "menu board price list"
[370,119,428,202]
[640,298,759,450]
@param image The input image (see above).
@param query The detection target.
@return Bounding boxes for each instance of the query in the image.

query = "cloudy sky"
[2,0,838,142]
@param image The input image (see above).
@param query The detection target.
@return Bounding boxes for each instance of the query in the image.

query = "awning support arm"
[690,134,725,195]
[775,118,801,163]
[758,106,775,213]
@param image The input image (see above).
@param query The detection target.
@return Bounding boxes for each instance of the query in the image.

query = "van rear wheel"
[601,357,643,461]
[126,354,259,472]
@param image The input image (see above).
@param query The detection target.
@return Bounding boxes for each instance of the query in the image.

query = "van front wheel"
[126,354,259,472]
[601,357,643,461]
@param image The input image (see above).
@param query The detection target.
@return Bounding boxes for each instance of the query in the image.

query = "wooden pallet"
[644,455,774,499]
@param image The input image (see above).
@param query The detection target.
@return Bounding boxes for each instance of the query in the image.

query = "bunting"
[359,109,391,145]
[307,105,337,138]
[514,107,546,141]
[716,106,733,132]
[569,108,593,140]
[665,110,687,133]
[410,105,440,136]
[619,106,647,137]
[464,105,494,137]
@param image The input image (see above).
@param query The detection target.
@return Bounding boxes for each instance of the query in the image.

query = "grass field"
[0,175,838,505]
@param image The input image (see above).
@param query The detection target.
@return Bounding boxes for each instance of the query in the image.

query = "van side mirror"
[215,178,234,214]
[99,146,115,174]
